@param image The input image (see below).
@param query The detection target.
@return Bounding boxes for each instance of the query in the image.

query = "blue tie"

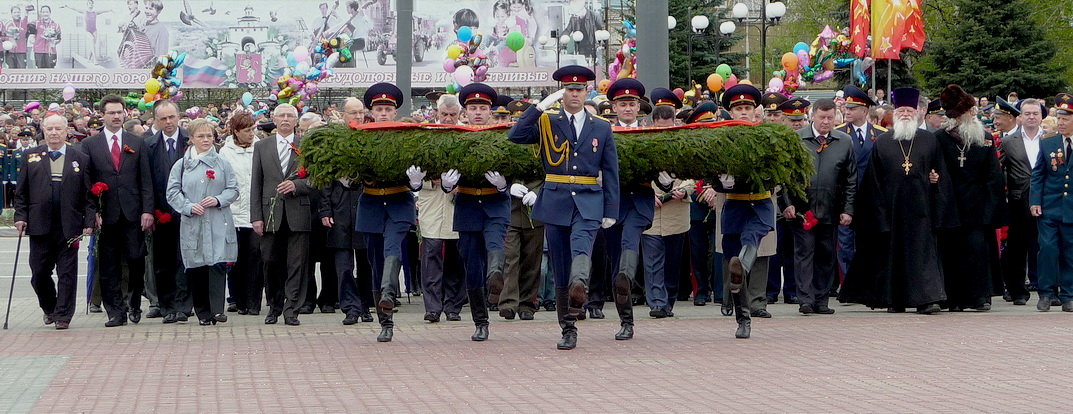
[50,151,61,160]
[569,114,578,143]
[856,128,864,145]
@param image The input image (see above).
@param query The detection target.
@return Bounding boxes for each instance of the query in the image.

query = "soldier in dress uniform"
[714,84,775,339]
[357,83,425,342]
[491,95,513,124]
[508,100,531,121]
[781,97,811,131]
[597,100,617,122]
[834,85,886,282]
[762,93,798,306]
[438,82,510,341]
[762,92,789,125]
[507,65,620,350]
[1029,93,1073,312]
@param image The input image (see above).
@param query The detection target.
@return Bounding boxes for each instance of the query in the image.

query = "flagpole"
[887,59,892,99]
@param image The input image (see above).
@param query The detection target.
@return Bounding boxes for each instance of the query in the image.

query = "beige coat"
[416,179,458,240]
[644,179,694,236]
[713,191,778,257]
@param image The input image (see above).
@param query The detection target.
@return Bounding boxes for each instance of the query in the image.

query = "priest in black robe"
[933,85,1008,311]
[839,87,958,314]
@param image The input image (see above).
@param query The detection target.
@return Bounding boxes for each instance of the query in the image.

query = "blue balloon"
[792,42,809,56]
[173,52,187,67]
[241,92,254,106]
[286,52,298,68]
[171,78,182,87]
[628,28,636,38]
[457,26,473,42]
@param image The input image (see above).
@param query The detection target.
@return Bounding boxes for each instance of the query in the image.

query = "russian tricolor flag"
[182,57,229,87]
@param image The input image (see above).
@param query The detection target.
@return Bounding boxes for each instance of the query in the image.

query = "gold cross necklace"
[898,139,914,175]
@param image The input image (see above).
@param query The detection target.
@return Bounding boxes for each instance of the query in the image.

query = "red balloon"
[672,88,685,100]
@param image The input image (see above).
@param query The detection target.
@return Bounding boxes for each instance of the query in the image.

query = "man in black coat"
[781,99,857,315]
[144,100,191,323]
[14,114,96,330]
[319,178,374,324]
[82,95,156,327]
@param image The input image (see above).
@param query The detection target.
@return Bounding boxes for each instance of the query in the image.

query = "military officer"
[357,82,426,342]
[834,85,886,280]
[762,92,789,124]
[507,65,620,350]
[491,95,513,124]
[439,82,510,341]
[1029,93,1073,312]
[781,97,811,131]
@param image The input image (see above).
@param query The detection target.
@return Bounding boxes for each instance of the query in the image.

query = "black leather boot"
[567,255,591,317]
[734,290,751,339]
[555,287,577,350]
[486,250,506,308]
[614,250,638,340]
[469,288,490,341]
[373,291,393,342]
[378,256,402,314]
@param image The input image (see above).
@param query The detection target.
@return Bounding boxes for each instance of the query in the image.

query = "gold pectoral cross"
[957,152,966,168]
[902,157,913,175]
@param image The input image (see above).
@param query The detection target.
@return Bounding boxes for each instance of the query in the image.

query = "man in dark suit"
[250,103,314,326]
[781,99,856,315]
[834,85,887,280]
[319,175,373,325]
[82,94,155,327]
[998,97,1035,305]
[14,114,95,330]
[144,100,191,323]
[1028,93,1073,312]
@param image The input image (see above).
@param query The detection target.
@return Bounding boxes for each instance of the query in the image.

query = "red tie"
[111,136,121,170]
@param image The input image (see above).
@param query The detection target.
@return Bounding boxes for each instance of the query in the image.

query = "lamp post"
[731,1,786,83]
[685,14,735,87]
[594,29,610,78]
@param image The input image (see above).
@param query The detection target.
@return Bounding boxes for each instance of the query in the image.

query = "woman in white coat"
[167,119,239,325]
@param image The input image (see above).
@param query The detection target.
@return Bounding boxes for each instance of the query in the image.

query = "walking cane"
[3,230,25,330]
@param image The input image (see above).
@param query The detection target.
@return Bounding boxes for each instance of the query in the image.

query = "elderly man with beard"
[839,87,957,314]
[933,85,1007,311]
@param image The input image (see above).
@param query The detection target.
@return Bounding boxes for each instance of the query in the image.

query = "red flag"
[850,0,871,58]
[900,0,927,52]
[872,0,926,59]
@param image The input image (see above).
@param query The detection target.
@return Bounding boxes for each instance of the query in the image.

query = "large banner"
[0,0,607,89]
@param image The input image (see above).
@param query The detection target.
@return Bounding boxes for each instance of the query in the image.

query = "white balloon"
[326,52,341,68]
[1,41,12,51]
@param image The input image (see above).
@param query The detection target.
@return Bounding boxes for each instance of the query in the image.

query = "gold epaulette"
[593,115,611,124]
[835,123,847,129]
[873,125,888,132]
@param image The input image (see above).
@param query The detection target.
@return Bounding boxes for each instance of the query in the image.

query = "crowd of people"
[6,64,1072,350]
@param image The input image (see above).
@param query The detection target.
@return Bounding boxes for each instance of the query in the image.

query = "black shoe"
[342,314,360,325]
[720,302,733,316]
[1002,292,1013,302]
[1013,298,1028,306]
[1063,301,1073,312]
[815,305,835,315]
[247,309,260,316]
[694,296,707,306]
[298,305,315,314]
[227,303,238,312]
[162,313,178,324]
[500,308,516,320]
[784,296,801,305]
[751,309,772,318]
[237,308,249,315]
[542,301,555,311]
[128,310,142,324]
[916,303,941,314]
[974,303,991,312]
[446,313,461,321]
[765,296,778,304]
[735,321,751,339]
[589,308,605,319]
[519,310,534,320]
[284,316,300,326]
[199,319,213,326]
[471,326,489,341]
[1038,297,1052,312]
[649,308,667,318]
[424,312,440,323]
[146,308,164,318]
[377,327,393,342]
[42,312,55,324]
[104,316,127,327]
[185,311,195,318]
[214,314,228,323]
[320,305,336,314]
[89,304,103,313]
[799,303,815,314]
[557,331,577,350]
[615,323,634,340]
[665,310,675,317]
[887,307,906,313]
[264,314,279,324]
[175,312,189,322]
[1051,297,1062,307]
[360,312,374,322]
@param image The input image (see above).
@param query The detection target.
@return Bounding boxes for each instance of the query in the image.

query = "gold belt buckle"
[569,176,576,184]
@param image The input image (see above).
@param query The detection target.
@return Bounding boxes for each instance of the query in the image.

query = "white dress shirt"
[1022,127,1043,169]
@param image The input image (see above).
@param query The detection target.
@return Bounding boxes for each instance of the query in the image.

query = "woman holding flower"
[166,119,239,325]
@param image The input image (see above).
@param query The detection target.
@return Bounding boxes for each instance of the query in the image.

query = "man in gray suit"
[251,104,314,326]
[780,99,857,315]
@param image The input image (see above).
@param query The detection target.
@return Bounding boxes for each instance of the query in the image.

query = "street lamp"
[594,29,611,78]
[731,1,787,83]
[685,14,735,88]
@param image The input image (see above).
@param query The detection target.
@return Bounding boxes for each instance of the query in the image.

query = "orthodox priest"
[838,87,957,314]
[933,85,1007,311]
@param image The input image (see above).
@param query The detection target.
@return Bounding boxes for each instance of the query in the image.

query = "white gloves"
[338,177,351,187]
[601,217,617,229]
[441,169,461,191]
[521,191,537,206]
[719,174,735,189]
[657,171,675,188]
[537,88,566,111]
[484,171,507,190]
[406,165,426,190]
[509,183,529,198]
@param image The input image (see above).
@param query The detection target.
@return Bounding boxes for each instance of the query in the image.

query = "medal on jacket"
[592,138,598,152]
[1058,148,1065,166]
[72,161,80,172]
[1051,152,1059,171]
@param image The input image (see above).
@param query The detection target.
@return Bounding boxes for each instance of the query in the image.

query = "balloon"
[242,92,254,106]
[2,41,13,51]
[672,88,685,100]
[172,91,184,101]
[796,50,810,68]
[144,92,157,102]
[293,45,310,63]
[792,42,810,56]
[469,33,484,50]
[813,70,835,83]
[706,73,724,92]
[724,74,739,90]
[445,83,457,94]
[23,102,41,112]
[62,84,76,102]
[326,52,341,68]
[716,64,732,79]
[834,58,855,69]
[781,53,799,71]
[598,79,612,94]
[286,52,298,68]
[453,65,474,87]
[475,65,488,77]
[174,52,187,67]
[294,62,311,76]
[766,77,784,93]
[443,59,457,73]
[446,45,463,60]
[739,79,752,86]
[144,78,161,94]
[505,31,525,52]
[457,26,474,42]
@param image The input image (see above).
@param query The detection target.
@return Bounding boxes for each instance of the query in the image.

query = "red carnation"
[802,210,819,231]
[694,179,706,195]
[154,209,172,224]
[122,144,135,154]
[206,170,216,180]
[71,241,80,249]
[296,166,308,179]
[90,182,109,196]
